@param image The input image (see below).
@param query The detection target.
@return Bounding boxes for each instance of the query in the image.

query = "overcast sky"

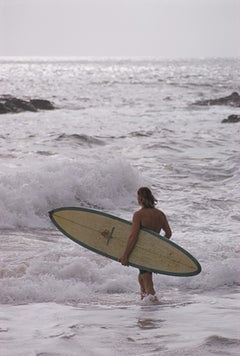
[0,0,239,58]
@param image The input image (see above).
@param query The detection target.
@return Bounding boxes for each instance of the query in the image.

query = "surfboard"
[49,207,201,276]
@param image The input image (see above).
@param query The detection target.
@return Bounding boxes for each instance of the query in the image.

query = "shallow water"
[1,291,240,356]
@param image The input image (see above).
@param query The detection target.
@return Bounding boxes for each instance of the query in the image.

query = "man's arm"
[162,213,172,239]
[119,212,141,266]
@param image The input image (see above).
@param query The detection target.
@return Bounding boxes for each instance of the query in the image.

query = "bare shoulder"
[132,210,142,222]
[137,207,164,217]
[133,210,141,218]
[155,208,166,218]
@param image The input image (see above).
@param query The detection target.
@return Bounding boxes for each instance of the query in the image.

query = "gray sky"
[0,0,239,58]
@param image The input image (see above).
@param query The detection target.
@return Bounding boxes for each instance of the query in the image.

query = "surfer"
[119,187,172,301]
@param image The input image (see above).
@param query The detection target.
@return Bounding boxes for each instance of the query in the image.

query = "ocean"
[0,57,239,355]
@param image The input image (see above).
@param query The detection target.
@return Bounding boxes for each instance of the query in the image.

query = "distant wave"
[129,130,154,137]
[56,133,106,146]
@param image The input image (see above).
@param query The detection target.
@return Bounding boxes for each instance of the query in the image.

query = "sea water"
[0,57,239,355]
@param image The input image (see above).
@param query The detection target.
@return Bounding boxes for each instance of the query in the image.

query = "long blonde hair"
[137,187,157,208]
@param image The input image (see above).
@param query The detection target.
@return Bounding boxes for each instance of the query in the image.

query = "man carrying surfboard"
[119,187,172,302]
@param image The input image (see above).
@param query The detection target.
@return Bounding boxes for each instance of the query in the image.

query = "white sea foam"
[0,158,144,229]
[0,229,239,306]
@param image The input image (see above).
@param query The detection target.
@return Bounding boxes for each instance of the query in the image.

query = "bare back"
[136,207,172,238]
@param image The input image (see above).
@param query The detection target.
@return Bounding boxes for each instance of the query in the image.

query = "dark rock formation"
[194,92,240,107]
[30,99,55,110]
[0,96,55,114]
[4,97,37,113]
[222,114,240,123]
[0,103,9,114]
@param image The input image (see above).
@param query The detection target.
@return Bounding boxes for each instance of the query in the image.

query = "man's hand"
[119,255,129,266]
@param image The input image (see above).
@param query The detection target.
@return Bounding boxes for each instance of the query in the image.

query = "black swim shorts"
[139,269,152,275]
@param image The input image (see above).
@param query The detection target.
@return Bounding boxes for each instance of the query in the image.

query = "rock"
[30,99,55,110]
[0,102,10,114]
[4,98,37,112]
[0,96,55,114]
[222,114,240,123]
[194,92,240,107]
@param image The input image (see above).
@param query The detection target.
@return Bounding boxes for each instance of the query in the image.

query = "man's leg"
[138,273,146,299]
[141,272,155,295]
